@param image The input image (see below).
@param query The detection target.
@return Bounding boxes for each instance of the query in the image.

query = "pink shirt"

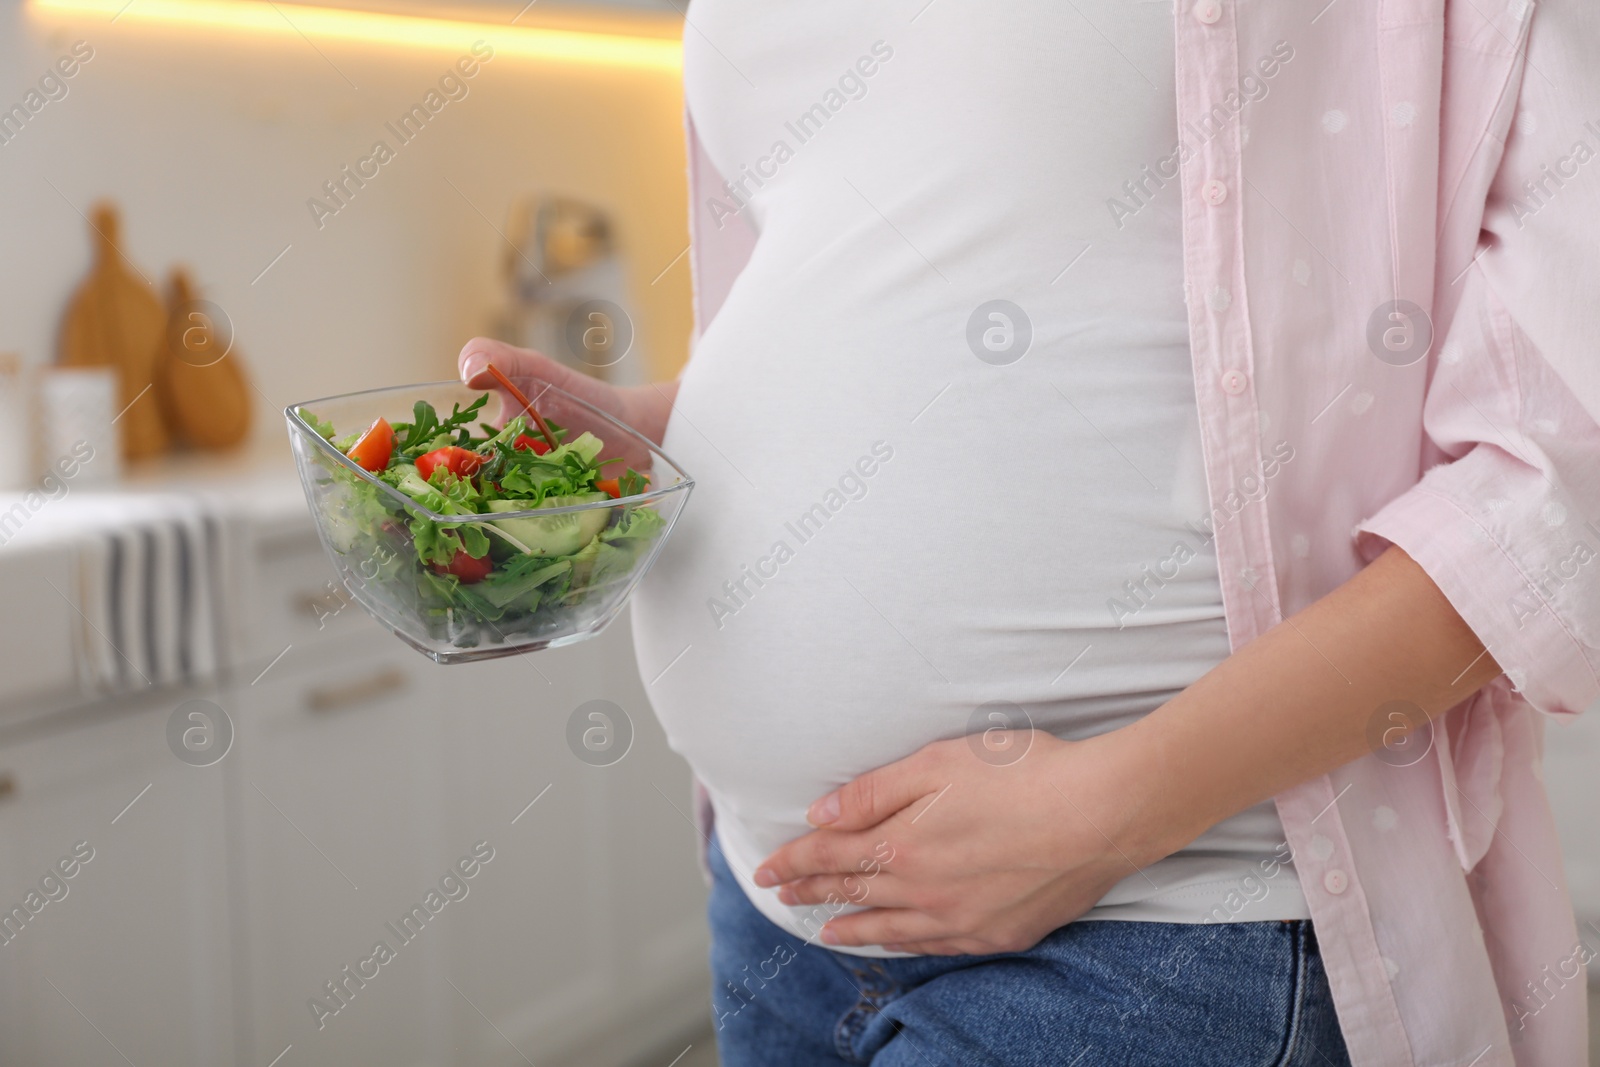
[671,0,1600,1063]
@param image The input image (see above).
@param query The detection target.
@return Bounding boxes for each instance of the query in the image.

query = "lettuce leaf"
[298,407,337,440]
[600,505,665,545]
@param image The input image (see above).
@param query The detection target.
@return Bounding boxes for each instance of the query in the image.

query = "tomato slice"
[431,548,493,584]
[347,417,394,472]
[513,434,550,455]
[415,446,484,482]
[593,478,621,499]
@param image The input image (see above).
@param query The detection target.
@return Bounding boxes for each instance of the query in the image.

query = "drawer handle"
[295,587,353,626]
[305,668,407,714]
[294,591,333,616]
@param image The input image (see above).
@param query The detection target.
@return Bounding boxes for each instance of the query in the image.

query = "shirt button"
[1324,869,1349,895]
[1220,369,1249,396]
[1201,179,1229,206]
[1193,0,1223,23]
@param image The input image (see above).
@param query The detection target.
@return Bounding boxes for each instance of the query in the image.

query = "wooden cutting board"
[59,202,169,459]
[156,268,253,450]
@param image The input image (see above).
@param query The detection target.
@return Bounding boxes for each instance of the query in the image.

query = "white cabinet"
[564,630,713,1064]
[0,508,710,1067]
[0,694,234,1067]
[237,511,386,672]
[425,644,614,1067]
[431,630,709,1067]
[229,643,449,1067]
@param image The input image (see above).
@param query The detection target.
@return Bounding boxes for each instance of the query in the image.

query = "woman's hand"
[457,337,677,446]
[753,728,1167,956]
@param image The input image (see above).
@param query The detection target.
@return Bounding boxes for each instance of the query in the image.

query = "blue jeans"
[707,833,1352,1066]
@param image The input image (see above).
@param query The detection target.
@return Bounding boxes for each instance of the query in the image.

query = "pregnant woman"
[461,0,1600,1062]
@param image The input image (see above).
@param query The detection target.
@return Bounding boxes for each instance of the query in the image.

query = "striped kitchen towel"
[85,501,225,695]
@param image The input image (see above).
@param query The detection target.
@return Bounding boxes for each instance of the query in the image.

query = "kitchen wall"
[0,0,691,443]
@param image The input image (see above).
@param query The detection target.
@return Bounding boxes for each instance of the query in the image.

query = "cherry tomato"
[415,446,484,482]
[513,434,550,455]
[431,548,493,584]
[347,418,395,472]
[593,478,622,499]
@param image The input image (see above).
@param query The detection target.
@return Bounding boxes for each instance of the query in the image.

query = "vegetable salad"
[297,393,665,639]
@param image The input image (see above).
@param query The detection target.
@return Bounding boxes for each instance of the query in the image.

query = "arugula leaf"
[479,558,570,609]
[618,468,650,498]
[392,395,488,457]
[438,394,488,436]
[392,400,440,454]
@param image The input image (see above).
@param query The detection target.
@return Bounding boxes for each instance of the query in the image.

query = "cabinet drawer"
[240,642,423,735]
[243,522,381,670]
[0,541,80,715]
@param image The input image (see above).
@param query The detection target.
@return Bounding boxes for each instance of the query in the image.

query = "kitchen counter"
[0,437,320,722]
[0,437,308,548]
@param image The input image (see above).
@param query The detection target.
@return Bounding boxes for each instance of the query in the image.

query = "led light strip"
[29,0,683,71]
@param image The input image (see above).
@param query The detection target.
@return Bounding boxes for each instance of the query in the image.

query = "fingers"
[816,908,948,948]
[755,829,897,887]
[806,746,944,830]
[777,871,909,910]
[458,337,580,391]
[458,337,636,435]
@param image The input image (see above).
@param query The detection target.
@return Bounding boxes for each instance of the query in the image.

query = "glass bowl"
[284,378,692,663]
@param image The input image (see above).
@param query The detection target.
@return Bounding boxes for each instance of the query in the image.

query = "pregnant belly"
[631,472,1234,873]
[630,311,1232,873]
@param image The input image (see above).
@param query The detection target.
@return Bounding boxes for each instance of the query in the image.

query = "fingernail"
[461,353,487,384]
[777,887,797,905]
[820,927,841,945]
[807,792,841,827]
[753,867,779,888]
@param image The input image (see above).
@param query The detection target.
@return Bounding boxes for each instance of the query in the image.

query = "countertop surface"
[0,437,313,552]
[0,437,322,718]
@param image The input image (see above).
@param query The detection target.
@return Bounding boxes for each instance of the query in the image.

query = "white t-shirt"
[632,0,1308,953]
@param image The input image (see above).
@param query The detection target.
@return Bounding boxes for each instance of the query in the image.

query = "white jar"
[37,366,121,488]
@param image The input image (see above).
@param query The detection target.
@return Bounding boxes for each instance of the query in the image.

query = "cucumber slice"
[485,493,610,558]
